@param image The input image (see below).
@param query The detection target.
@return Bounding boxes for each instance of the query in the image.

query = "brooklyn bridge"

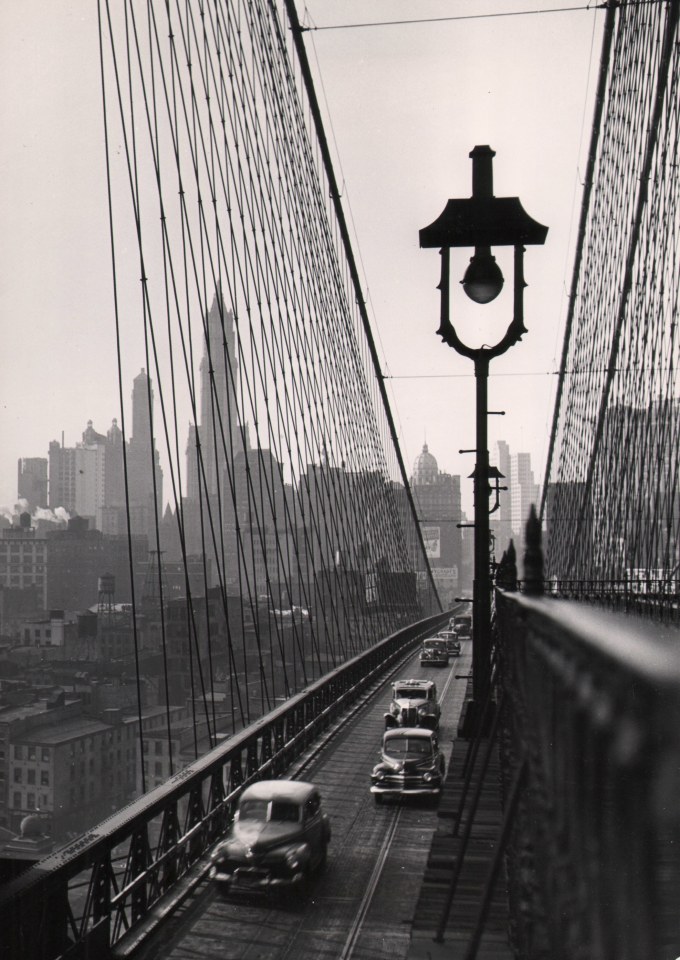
[0,2,678,959]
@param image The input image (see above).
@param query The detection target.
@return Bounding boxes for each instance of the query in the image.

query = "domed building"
[410,444,465,606]
[412,444,439,486]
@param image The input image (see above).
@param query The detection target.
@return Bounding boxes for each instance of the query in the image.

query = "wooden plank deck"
[407,730,515,960]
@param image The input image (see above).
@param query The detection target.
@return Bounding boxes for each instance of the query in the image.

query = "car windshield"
[270,801,301,822]
[238,799,269,821]
[385,737,432,759]
[424,641,446,650]
[395,686,424,699]
[239,798,300,822]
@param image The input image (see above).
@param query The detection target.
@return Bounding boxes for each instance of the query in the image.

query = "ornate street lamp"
[419,145,547,733]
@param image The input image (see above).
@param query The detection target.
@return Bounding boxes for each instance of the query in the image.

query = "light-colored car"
[370,727,446,803]
[384,678,441,730]
[209,780,330,893]
[420,636,449,667]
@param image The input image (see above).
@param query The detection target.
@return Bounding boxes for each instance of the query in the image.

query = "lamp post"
[419,146,547,733]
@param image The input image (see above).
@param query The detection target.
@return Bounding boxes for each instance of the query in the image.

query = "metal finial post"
[523,505,544,596]
[496,540,518,592]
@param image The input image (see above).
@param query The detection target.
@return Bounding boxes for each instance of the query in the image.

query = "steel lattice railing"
[496,587,680,960]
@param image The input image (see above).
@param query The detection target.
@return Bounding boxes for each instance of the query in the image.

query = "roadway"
[129,638,472,960]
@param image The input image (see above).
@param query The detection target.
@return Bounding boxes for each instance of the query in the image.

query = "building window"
[42,748,49,762]
[14,745,23,760]
[40,771,49,786]
[154,762,163,777]
[13,792,21,809]
[27,747,36,761]
[155,742,163,756]
[13,769,22,783]
[27,769,35,785]
[27,793,35,809]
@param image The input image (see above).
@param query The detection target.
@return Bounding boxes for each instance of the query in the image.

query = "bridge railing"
[0,614,448,960]
[495,587,680,960]
[519,578,680,625]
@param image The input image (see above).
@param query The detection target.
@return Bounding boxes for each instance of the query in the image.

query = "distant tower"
[126,370,163,539]
[410,443,463,605]
[196,291,240,498]
[132,369,153,447]
[17,458,48,511]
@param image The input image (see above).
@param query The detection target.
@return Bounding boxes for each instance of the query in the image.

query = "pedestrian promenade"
[408,683,513,960]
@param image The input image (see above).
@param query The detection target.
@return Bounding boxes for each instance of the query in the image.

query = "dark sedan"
[209,780,330,893]
[370,728,445,803]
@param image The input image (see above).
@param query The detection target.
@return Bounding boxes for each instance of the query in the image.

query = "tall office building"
[48,441,77,514]
[409,444,463,607]
[491,441,541,559]
[186,292,242,503]
[125,369,163,541]
[183,291,245,572]
[510,452,540,542]
[17,459,48,512]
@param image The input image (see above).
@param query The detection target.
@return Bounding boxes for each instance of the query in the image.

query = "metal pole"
[472,354,491,707]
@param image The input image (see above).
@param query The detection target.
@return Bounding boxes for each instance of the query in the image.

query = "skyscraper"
[183,291,245,572]
[187,291,241,502]
[17,458,48,511]
[125,369,163,541]
[409,444,463,607]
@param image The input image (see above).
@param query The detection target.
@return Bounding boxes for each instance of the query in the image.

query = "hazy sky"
[0,1,604,516]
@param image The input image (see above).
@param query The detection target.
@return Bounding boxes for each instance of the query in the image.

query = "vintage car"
[452,614,472,639]
[384,678,441,730]
[437,629,462,657]
[370,727,446,803]
[420,636,449,667]
[209,780,330,893]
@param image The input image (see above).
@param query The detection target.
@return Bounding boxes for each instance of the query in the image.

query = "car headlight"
[417,705,428,716]
[390,702,400,716]
[374,769,385,781]
[278,843,309,869]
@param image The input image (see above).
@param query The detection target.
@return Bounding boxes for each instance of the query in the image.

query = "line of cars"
[208,613,472,893]
[369,612,471,805]
[370,676,446,804]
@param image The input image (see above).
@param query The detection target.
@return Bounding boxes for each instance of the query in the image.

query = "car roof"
[384,727,433,741]
[393,678,434,690]
[239,780,317,804]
